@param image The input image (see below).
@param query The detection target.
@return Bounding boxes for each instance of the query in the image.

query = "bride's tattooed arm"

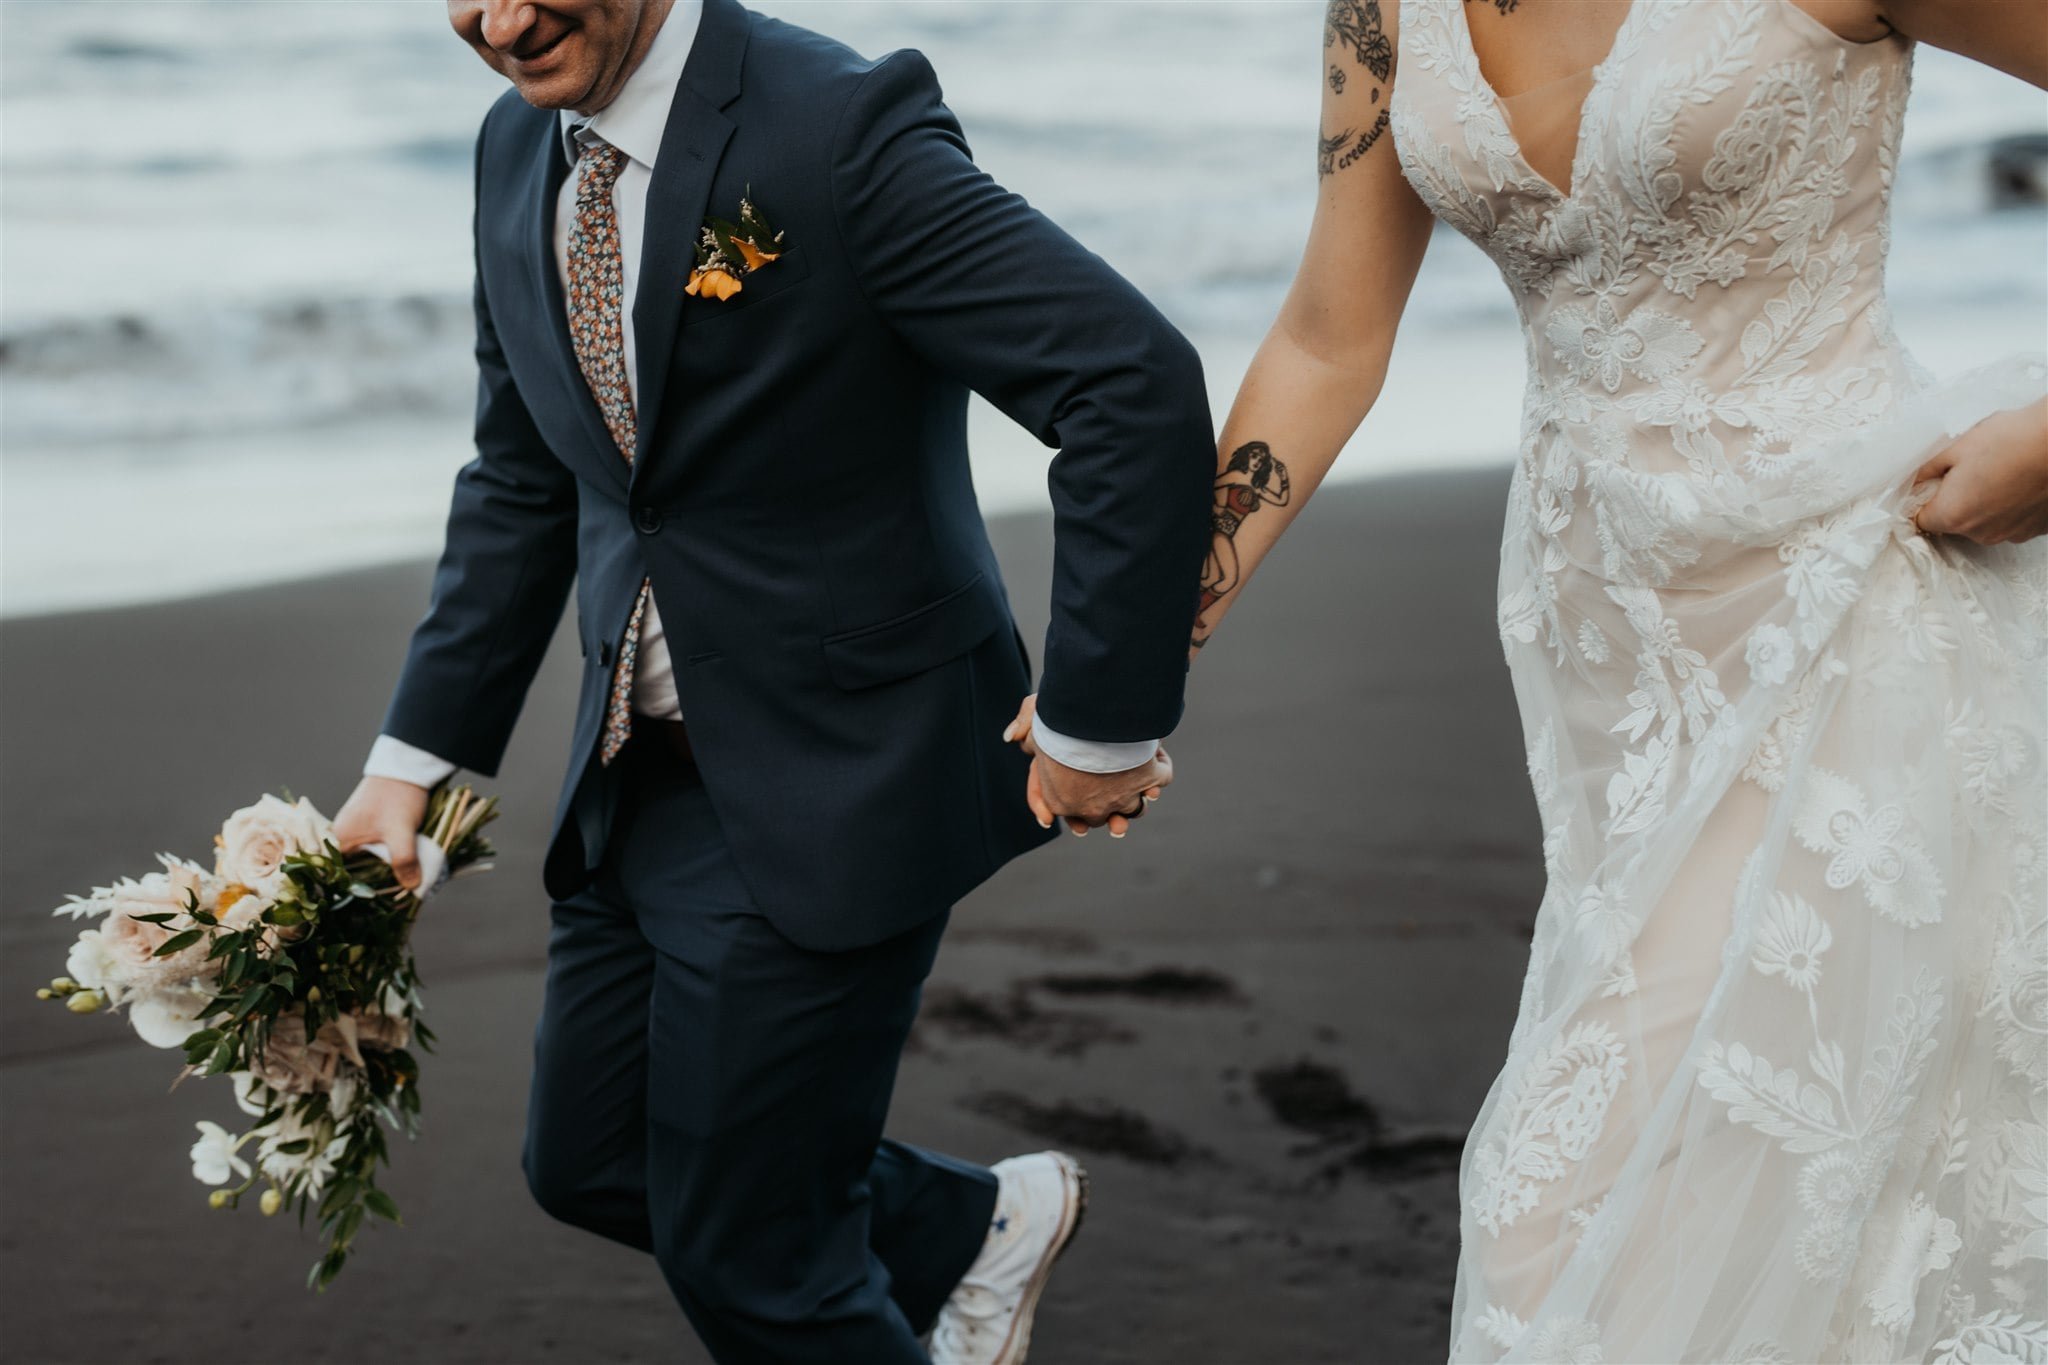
[1321,0,1394,177]
[1191,0,1433,657]
[1193,443,1293,651]
[1326,0,1393,81]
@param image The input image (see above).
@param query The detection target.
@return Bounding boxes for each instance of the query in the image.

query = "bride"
[1185,0,2046,1359]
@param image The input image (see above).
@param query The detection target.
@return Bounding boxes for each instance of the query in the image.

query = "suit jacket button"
[635,505,663,535]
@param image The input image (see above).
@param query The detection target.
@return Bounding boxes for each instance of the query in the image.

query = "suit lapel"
[526,129,631,494]
[629,0,751,482]
[631,98,732,470]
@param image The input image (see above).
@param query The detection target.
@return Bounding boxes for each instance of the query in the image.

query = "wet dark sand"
[0,468,1541,1365]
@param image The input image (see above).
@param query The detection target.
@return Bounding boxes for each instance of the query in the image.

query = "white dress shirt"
[364,0,1152,786]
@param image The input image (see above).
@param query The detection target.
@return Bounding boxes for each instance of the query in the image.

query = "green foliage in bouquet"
[43,784,498,1290]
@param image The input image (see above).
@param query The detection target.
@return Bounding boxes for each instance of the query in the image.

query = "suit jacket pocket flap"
[821,572,1007,690]
[679,248,813,326]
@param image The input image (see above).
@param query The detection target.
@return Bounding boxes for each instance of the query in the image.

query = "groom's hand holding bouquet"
[333,776,434,891]
[41,782,499,1289]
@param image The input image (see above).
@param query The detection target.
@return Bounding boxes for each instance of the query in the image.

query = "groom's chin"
[504,68,596,113]
[510,79,587,112]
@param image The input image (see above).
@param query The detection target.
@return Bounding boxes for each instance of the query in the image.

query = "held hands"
[1912,400,2048,546]
[333,775,433,891]
[1003,695,1171,840]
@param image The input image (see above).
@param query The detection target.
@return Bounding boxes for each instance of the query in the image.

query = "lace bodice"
[1394,0,1925,476]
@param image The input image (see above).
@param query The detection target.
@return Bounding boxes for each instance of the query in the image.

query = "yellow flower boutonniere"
[686,190,786,302]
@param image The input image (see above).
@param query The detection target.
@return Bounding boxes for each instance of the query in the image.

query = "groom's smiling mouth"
[450,0,671,115]
[509,24,574,69]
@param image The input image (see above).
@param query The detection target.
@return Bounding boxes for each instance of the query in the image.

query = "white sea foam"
[1,2,2042,615]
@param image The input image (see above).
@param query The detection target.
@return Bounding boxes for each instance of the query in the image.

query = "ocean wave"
[1,294,473,449]
[0,1,2038,617]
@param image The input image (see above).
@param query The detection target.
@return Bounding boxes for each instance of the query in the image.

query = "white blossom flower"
[1752,892,1832,992]
[1476,1304,1527,1350]
[1795,1146,1880,1280]
[189,1121,250,1186]
[1745,623,1797,687]
[255,1110,316,1179]
[1793,770,1944,926]
[1572,883,1640,997]
[1544,296,1702,393]
[259,1119,348,1197]
[299,1134,349,1196]
[128,984,215,1049]
[1525,1315,1605,1364]
[1863,1193,1961,1331]
[1989,934,2048,1087]
[1630,377,1752,434]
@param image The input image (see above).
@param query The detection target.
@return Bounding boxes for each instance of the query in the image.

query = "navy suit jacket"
[381,0,1215,950]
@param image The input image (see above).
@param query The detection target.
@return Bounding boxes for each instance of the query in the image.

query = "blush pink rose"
[215,795,332,894]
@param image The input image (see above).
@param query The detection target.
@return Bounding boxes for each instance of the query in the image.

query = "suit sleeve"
[378,116,579,776]
[828,50,1215,745]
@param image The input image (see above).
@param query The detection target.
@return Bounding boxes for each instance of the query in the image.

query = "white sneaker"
[928,1151,1088,1365]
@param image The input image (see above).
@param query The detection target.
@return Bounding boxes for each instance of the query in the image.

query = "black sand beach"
[0,468,1541,1365]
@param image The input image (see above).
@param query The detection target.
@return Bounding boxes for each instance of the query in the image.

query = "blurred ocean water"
[2,1,2043,615]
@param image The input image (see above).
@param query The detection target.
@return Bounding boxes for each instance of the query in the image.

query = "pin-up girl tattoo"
[1192,441,1292,648]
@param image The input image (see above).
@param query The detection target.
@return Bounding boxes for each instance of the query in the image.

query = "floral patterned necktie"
[565,139,652,767]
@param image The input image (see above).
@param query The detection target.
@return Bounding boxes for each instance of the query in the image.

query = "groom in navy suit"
[333,1,1212,1360]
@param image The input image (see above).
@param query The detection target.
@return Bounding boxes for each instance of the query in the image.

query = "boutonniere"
[686,190,787,302]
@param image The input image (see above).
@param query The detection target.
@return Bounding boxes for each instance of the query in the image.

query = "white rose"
[1745,623,1797,688]
[157,854,212,906]
[189,1121,250,1186]
[128,984,215,1049]
[216,886,268,932]
[65,930,118,994]
[215,795,333,894]
[95,898,209,989]
[232,1072,276,1118]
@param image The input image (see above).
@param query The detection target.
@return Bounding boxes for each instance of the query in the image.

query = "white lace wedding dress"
[1388,1,2048,1360]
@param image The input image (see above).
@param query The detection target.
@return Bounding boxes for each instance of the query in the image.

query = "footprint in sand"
[1252,1059,1464,1182]
[914,985,1133,1057]
[960,1091,1211,1168]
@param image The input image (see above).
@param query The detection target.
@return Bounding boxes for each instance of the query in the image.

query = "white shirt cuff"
[1030,716,1159,774]
[364,734,459,789]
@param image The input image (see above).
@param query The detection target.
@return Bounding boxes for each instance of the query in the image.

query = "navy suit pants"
[521,726,998,1363]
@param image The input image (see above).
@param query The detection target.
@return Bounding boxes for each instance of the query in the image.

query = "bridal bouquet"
[38,785,497,1289]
